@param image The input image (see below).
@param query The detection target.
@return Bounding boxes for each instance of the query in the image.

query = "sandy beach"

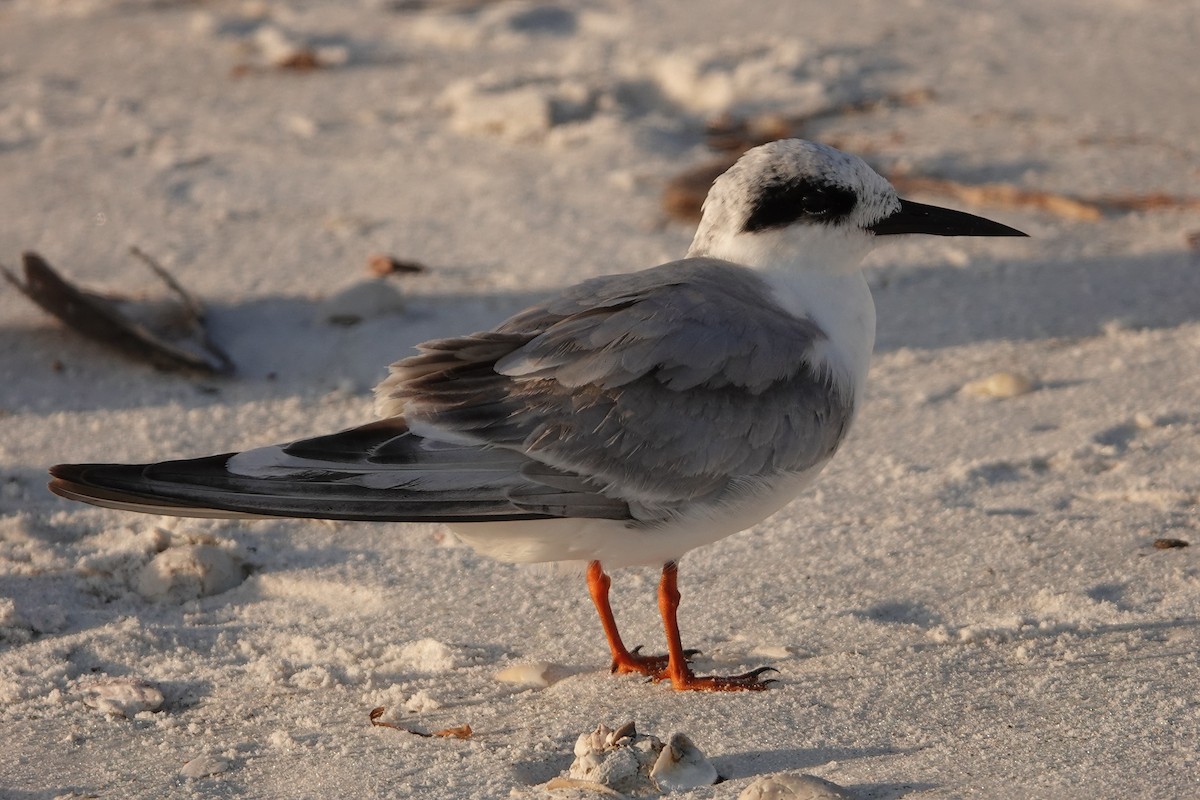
[2,1,1198,797]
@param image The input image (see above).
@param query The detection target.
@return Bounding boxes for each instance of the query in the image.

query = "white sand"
[2,1,1198,797]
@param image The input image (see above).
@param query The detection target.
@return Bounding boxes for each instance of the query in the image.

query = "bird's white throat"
[687,218,878,276]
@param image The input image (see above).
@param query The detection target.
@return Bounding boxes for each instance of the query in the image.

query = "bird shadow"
[2,247,1196,418]
[0,289,543,415]
[711,745,900,780]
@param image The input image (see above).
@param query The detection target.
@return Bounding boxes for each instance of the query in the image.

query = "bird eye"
[801,189,831,215]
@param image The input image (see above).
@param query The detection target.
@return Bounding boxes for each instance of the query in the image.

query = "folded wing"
[52,257,853,525]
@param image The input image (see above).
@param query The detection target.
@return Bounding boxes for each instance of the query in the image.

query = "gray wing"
[53,258,852,525]
[380,257,855,515]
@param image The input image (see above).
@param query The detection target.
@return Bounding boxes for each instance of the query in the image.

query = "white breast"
[760,268,876,398]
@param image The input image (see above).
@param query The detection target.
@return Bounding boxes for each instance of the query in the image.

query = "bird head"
[688,139,1026,273]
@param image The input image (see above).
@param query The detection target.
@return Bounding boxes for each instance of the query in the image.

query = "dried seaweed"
[368,707,473,738]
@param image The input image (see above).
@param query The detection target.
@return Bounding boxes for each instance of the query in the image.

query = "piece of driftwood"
[2,249,235,376]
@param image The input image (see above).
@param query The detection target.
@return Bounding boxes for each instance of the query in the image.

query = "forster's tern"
[50,139,1026,691]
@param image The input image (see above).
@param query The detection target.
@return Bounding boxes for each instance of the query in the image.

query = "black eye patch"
[742,179,858,233]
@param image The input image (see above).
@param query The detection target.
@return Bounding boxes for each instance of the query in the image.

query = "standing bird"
[50,140,1025,691]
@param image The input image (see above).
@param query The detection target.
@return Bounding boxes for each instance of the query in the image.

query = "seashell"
[738,772,851,800]
[649,732,719,791]
[566,722,662,795]
[494,660,570,688]
[179,753,231,779]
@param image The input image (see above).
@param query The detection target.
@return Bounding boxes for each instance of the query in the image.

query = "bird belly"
[449,465,827,568]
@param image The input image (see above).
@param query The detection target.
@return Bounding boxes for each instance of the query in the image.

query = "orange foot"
[658,665,778,692]
[611,645,700,678]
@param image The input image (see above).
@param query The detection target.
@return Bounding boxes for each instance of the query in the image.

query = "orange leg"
[587,561,690,677]
[656,561,776,691]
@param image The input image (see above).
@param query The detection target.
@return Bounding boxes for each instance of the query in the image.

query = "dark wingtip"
[47,462,154,505]
[49,463,81,481]
[49,462,109,502]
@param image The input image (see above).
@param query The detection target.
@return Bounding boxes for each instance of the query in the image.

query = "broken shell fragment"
[179,753,230,779]
[649,733,719,791]
[494,660,569,688]
[2,250,234,375]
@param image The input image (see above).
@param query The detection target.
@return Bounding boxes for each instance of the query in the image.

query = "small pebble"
[961,371,1034,399]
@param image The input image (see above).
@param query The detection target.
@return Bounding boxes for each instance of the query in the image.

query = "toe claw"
[744,666,779,678]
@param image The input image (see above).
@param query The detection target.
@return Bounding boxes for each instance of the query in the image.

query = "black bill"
[869,199,1028,237]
